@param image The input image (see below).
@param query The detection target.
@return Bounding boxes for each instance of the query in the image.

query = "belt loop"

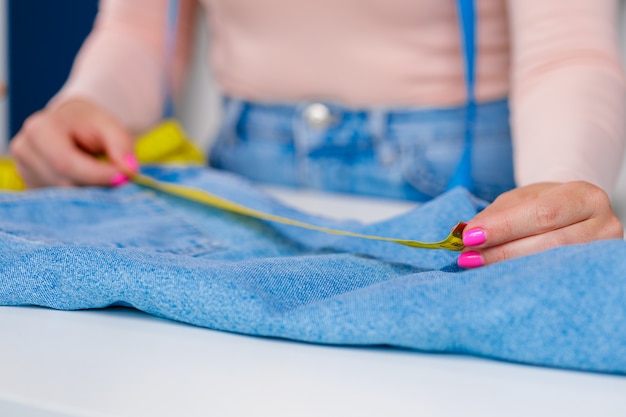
[292,102,311,186]
[368,108,388,142]
[208,97,246,167]
[368,108,394,166]
[219,97,246,142]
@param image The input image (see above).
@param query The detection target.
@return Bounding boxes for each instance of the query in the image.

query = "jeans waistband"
[210,96,515,202]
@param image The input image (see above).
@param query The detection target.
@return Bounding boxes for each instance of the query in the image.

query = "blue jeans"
[1,166,625,375]
[209,97,515,202]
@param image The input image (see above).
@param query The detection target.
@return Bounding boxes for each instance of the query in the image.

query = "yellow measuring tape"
[0,120,466,251]
[0,120,205,190]
[0,158,24,190]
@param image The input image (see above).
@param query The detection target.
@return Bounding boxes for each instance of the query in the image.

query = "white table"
[1,187,626,417]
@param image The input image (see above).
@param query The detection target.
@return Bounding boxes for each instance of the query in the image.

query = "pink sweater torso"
[56,0,625,192]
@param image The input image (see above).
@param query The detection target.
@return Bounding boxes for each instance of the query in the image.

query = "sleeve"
[508,0,626,194]
[49,0,198,134]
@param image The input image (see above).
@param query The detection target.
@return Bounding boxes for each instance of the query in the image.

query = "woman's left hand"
[457,182,624,268]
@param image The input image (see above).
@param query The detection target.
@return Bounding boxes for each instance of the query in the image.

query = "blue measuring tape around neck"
[447,0,477,192]
[163,0,180,119]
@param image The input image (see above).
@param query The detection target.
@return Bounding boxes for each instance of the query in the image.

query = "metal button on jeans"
[303,103,333,129]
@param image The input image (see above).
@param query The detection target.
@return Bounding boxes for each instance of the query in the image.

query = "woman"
[9,0,625,267]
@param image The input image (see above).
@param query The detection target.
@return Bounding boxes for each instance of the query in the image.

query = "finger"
[460,214,623,267]
[10,133,67,188]
[70,156,130,186]
[99,120,137,175]
[27,121,127,187]
[466,185,552,222]
[60,144,129,187]
[12,113,88,187]
[71,114,137,175]
[463,182,606,249]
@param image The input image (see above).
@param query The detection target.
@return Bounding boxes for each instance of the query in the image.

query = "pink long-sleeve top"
[54,0,626,192]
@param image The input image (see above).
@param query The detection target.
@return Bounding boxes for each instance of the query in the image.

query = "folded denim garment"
[0,166,624,375]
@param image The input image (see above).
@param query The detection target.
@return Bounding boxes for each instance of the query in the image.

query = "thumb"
[97,119,139,177]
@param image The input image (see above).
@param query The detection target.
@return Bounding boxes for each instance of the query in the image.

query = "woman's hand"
[458,182,624,268]
[10,98,138,188]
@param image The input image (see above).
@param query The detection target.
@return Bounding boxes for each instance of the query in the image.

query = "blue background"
[8,0,98,137]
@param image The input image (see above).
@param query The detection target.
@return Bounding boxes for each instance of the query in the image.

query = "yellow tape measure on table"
[0,120,466,251]
[0,158,25,190]
[0,120,204,191]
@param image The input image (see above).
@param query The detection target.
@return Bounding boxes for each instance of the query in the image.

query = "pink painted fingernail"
[110,173,129,187]
[458,251,484,269]
[463,228,486,246]
[124,154,139,172]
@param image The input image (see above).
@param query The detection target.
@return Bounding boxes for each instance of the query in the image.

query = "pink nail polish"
[463,228,486,246]
[110,173,129,187]
[124,154,139,172]
[458,251,484,269]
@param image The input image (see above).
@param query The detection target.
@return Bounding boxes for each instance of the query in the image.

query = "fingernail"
[463,228,486,246]
[124,154,139,172]
[458,251,484,269]
[110,173,129,187]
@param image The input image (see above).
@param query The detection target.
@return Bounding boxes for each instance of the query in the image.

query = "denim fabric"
[209,98,515,202]
[1,166,625,375]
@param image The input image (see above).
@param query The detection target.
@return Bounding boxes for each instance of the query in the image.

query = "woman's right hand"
[10,98,138,189]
